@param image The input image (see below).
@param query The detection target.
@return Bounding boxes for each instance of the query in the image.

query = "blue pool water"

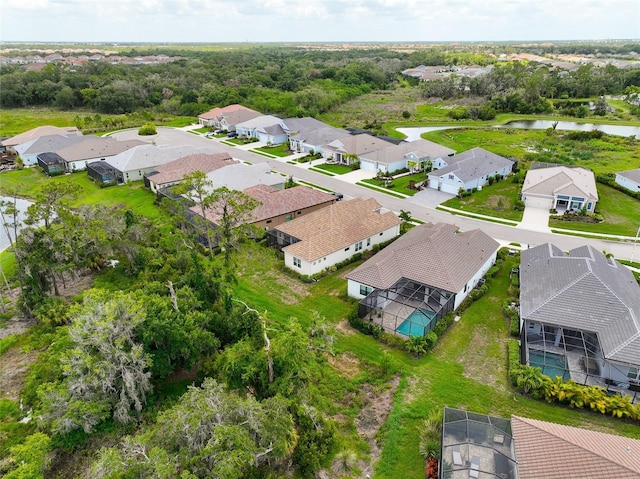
[396,309,436,337]
[529,350,571,381]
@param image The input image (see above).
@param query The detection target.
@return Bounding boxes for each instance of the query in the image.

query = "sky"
[0,0,639,44]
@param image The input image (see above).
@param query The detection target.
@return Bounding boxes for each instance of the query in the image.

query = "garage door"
[524,195,553,209]
[359,159,376,173]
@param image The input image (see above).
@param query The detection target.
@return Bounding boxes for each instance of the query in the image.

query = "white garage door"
[360,159,376,173]
[524,195,553,209]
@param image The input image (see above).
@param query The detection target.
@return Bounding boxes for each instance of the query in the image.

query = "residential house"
[346,223,499,337]
[441,407,640,479]
[2,126,82,157]
[193,184,336,232]
[615,168,640,193]
[519,243,640,402]
[288,125,351,155]
[144,152,237,193]
[427,147,513,195]
[102,145,217,183]
[203,162,285,192]
[269,197,400,276]
[14,134,91,166]
[322,134,394,166]
[56,137,145,172]
[359,139,456,174]
[197,104,261,131]
[521,164,599,212]
[235,115,284,142]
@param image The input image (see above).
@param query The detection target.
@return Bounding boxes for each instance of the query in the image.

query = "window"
[293,257,301,268]
[344,247,350,252]
[448,174,454,180]
[367,238,371,247]
[628,367,639,381]
[360,285,372,296]
[297,211,302,215]
[355,241,363,252]
[266,219,272,224]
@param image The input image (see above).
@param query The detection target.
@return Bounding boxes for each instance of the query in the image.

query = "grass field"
[313,163,355,175]
[440,179,524,221]
[0,169,161,220]
[361,172,427,197]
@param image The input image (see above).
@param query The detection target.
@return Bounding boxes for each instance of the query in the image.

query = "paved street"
[110,127,640,261]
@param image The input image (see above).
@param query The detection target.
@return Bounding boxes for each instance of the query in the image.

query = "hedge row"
[597,173,640,200]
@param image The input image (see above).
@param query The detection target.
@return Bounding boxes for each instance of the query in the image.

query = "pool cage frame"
[523,319,640,403]
[358,277,455,337]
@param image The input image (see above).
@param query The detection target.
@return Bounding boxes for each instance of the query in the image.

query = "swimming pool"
[396,309,436,337]
[529,350,571,381]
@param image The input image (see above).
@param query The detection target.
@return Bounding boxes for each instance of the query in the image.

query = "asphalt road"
[110,128,640,262]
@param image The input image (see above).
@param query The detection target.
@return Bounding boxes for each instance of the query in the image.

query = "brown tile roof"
[276,197,400,262]
[198,104,258,120]
[243,185,336,223]
[512,416,640,479]
[346,222,499,293]
[148,152,236,186]
[3,126,82,147]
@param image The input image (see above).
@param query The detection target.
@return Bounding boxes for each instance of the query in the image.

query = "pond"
[496,120,640,138]
[397,121,640,141]
[0,197,33,252]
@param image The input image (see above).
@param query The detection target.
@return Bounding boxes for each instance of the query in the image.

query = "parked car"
[332,192,344,201]
[227,132,238,138]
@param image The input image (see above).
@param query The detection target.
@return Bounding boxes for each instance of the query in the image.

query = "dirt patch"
[335,319,355,336]
[0,318,34,339]
[355,376,401,478]
[327,352,362,379]
[0,346,38,401]
[244,268,310,305]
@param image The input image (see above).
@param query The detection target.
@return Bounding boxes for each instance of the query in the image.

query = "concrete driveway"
[517,206,551,233]
[408,188,455,208]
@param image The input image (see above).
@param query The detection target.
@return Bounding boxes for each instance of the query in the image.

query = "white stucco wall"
[615,174,640,192]
[284,224,400,276]
[452,251,497,310]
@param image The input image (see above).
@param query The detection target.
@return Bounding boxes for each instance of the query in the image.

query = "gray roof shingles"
[428,147,513,182]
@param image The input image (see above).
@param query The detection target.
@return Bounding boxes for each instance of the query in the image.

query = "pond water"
[398,121,640,141]
[497,120,640,138]
[0,197,33,252]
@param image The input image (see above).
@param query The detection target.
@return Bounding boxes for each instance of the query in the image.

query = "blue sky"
[1,0,638,43]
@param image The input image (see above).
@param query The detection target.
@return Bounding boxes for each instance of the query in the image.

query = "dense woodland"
[1,42,640,479]
[2,44,640,122]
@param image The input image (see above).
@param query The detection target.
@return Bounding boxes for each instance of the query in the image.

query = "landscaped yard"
[549,184,640,236]
[252,143,293,157]
[439,179,524,222]
[361,172,428,197]
[313,163,357,175]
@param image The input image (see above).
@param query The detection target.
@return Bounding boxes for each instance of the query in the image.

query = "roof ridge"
[514,416,640,474]
[526,269,591,317]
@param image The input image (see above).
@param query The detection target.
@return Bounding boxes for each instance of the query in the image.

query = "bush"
[138,122,157,135]
[507,338,522,386]
[432,313,455,338]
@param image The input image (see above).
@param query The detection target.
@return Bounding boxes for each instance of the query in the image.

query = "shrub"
[432,313,455,338]
[138,122,157,135]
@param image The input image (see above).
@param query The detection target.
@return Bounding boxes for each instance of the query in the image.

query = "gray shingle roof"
[617,168,640,183]
[106,145,215,173]
[360,139,456,166]
[204,162,283,191]
[2,125,81,147]
[346,222,499,293]
[520,243,640,364]
[290,126,350,146]
[428,147,513,182]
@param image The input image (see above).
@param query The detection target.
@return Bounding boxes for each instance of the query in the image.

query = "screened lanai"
[523,320,640,403]
[358,277,454,337]
[441,408,518,479]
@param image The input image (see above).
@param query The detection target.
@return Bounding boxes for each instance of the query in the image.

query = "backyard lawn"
[439,179,524,222]
[231,243,640,479]
[549,184,640,236]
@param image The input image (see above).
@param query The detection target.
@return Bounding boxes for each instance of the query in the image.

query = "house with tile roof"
[615,168,640,193]
[2,126,82,154]
[101,145,217,183]
[204,162,285,192]
[519,243,640,402]
[268,197,400,276]
[288,125,351,155]
[322,134,394,166]
[440,407,640,479]
[427,147,514,195]
[55,137,145,172]
[144,152,237,193]
[193,184,336,232]
[522,164,599,212]
[346,222,499,337]
[197,104,262,131]
[14,134,91,166]
[359,139,456,174]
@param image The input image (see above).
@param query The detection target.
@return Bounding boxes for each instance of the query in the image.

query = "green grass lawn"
[440,179,524,221]
[361,172,427,197]
[356,182,407,198]
[549,184,640,236]
[0,169,161,220]
[253,143,292,157]
[313,163,357,175]
[230,243,640,479]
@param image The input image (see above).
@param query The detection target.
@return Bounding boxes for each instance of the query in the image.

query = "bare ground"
[327,351,362,379]
[0,346,38,401]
